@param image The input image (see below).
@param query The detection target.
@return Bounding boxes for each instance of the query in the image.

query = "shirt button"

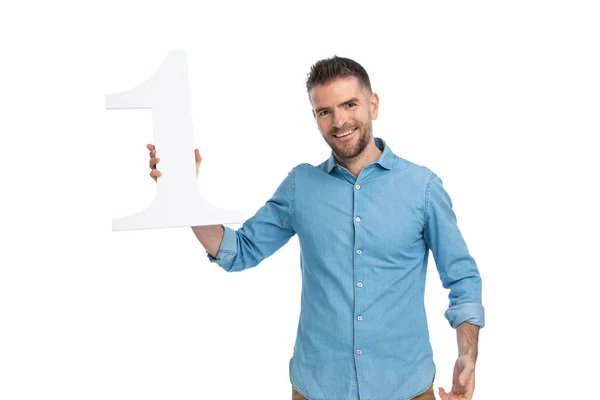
[355,217,361,222]
[357,282,363,288]
[357,349,363,355]
[357,249,362,255]
[357,316,363,321]
[355,184,361,190]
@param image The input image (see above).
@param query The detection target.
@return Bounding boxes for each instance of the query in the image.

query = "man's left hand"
[438,354,476,400]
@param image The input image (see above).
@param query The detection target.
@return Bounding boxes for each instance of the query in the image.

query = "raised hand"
[147,144,201,182]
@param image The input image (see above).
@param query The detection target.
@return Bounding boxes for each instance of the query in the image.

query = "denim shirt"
[207,138,484,400]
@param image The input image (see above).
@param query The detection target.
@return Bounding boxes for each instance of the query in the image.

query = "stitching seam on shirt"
[423,171,436,228]
[289,167,296,229]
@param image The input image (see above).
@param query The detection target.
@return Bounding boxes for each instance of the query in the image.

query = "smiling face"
[309,76,379,161]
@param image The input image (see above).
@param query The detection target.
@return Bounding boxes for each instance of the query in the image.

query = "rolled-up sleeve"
[206,168,296,272]
[424,173,485,328]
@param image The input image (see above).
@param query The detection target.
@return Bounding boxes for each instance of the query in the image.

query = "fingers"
[439,387,466,400]
[148,143,157,160]
[439,387,450,400]
[148,144,160,181]
[438,388,470,400]
[149,169,162,181]
[147,145,201,180]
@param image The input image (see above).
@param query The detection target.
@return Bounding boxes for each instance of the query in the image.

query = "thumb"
[194,149,201,176]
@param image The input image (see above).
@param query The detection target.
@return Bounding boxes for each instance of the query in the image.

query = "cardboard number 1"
[107,51,245,231]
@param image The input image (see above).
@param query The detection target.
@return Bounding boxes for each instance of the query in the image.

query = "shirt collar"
[325,137,394,173]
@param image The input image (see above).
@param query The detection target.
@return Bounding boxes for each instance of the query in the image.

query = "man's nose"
[332,111,347,129]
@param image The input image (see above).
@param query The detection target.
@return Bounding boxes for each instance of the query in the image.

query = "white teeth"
[335,128,355,138]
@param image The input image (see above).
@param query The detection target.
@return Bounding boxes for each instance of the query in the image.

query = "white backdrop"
[1,1,599,399]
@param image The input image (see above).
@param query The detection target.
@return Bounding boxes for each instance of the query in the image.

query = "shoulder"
[289,161,332,177]
[392,155,437,185]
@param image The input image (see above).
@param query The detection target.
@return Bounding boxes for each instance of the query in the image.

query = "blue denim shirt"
[207,138,484,400]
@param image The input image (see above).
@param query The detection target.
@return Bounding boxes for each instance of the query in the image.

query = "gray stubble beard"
[331,121,373,160]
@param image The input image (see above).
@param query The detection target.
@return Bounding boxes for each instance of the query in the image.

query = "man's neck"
[336,139,383,178]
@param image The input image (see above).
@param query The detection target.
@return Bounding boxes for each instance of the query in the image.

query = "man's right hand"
[147,144,201,182]
[146,143,223,257]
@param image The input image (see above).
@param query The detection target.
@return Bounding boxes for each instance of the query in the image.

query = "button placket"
[354,179,366,365]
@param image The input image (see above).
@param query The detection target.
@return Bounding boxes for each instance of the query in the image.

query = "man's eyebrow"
[314,98,361,114]
[340,97,360,107]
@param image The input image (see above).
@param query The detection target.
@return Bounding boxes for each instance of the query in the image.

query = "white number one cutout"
[107,51,245,231]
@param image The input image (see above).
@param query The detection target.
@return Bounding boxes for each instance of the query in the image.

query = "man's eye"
[319,110,330,117]
[347,103,357,108]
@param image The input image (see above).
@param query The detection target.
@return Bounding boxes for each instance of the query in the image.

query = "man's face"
[309,76,379,160]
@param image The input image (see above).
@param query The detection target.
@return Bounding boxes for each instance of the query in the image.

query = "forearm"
[456,322,480,360]
[191,224,224,258]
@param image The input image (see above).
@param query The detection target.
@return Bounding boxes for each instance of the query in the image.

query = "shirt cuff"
[206,226,238,267]
[444,302,485,328]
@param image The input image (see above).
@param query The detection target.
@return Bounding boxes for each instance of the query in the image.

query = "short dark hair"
[306,56,372,94]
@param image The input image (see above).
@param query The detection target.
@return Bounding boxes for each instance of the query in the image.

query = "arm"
[438,322,480,400]
[457,321,479,361]
[191,225,224,259]
[204,168,297,272]
[147,145,245,261]
[423,173,485,328]
[423,173,483,399]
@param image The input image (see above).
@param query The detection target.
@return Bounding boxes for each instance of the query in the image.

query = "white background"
[1,1,599,399]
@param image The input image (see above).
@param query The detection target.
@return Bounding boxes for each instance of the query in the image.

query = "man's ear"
[370,92,380,120]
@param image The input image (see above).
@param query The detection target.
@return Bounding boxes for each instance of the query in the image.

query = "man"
[148,56,484,400]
